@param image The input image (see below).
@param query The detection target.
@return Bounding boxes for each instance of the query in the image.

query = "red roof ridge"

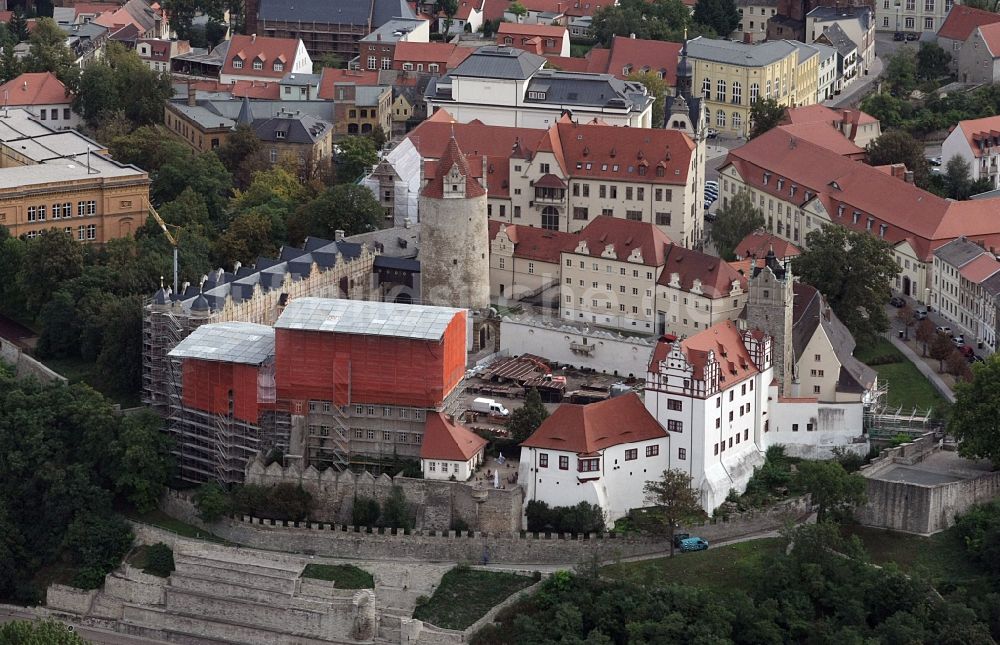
[521,393,665,453]
[421,134,487,199]
[420,412,487,461]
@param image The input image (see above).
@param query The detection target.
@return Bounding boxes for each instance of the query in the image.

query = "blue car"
[679,537,709,552]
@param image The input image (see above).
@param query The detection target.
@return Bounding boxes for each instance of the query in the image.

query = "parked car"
[915,307,928,320]
[889,296,905,307]
[893,31,905,41]
[952,335,966,347]
[704,186,719,197]
[936,325,952,336]
[927,156,942,167]
[705,180,719,190]
[706,129,719,139]
[679,537,709,552]
[905,32,918,41]
[704,211,717,222]
[959,345,975,359]
[672,532,691,548]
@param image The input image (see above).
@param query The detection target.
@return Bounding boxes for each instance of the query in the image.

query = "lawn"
[854,339,946,412]
[41,356,142,408]
[412,567,534,630]
[844,525,989,591]
[301,564,374,589]
[124,509,232,545]
[601,538,785,591]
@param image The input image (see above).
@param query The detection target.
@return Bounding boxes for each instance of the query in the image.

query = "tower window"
[763,290,769,298]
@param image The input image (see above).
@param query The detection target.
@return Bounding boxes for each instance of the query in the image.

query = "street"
[0,608,173,645]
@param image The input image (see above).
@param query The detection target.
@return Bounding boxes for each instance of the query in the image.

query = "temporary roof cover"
[275,297,463,341]
[168,322,275,365]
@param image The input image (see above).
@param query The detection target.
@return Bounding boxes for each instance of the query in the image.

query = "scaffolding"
[863,378,940,438]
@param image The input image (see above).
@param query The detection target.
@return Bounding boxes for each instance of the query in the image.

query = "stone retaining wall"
[0,337,66,384]
[45,585,97,615]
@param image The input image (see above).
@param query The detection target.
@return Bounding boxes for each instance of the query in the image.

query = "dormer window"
[276,130,286,139]
[852,210,861,224]
[504,36,513,44]
[837,204,845,217]
[233,58,244,69]
[763,172,770,184]
[879,223,888,238]
[253,59,263,70]
[789,184,797,197]
[528,91,547,100]
[623,64,632,75]
[274,62,283,71]
[776,178,784,190]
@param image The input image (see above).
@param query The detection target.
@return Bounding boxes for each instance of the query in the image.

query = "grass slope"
[301,564,374,589]
[413,567,534,630]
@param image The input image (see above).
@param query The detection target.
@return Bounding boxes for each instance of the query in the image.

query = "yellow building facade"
[687,37,818,137]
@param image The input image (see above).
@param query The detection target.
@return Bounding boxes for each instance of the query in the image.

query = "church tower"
[418,134,490,311]
[746,249,795,395]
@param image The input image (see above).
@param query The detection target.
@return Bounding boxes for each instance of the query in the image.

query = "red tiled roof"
[958,253,1000,284]
[498,22,568,38]
[223,34,300,79]
[569,216,673,266]
[722,127,1000,261]
[489,220,577,263]
[938,5,1000,41]
[420,412,487,461]
[406,110,548,159]
[954,115,1000,159]
[553,119,695,185]
[656,244,748,298]
[543,55,592,72]
[734,231,801,260]
[318,68,379,99]
[605,36,681,85]
[521,393,665,453]
[774,123,865,158]
[516,0,609,17]
[0,73,73,106]
[421,135,487,199]
[650,320,760,384]
[979,22,1000,56]
[452,0,484,20]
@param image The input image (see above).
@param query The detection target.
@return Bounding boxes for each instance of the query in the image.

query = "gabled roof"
[521,393,665,453]
[568,216,673,266]
[735,231,801,260]
[514,0,608,17]
[605,36,681,85]
[938,5,1000,41]
[421,134,487,199]
[816,23,858,56]
[406,109,547,159]
[497,22,567,39]
[489,220,577,263]
[774,123,865,157]
[420,412,487,461]
[959,253,1000,284]
[223,34,300,78]
[934,236,987,268]
[656,244,748,298]
[953,115,1000,158]
[252,111,330,144]
[0,72,73,106]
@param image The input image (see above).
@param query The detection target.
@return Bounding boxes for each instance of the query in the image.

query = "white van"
[471,397,509,417]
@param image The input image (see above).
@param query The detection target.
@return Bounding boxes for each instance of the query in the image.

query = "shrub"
[193,481,230,522]
[231,483,313,521]
[143,543,175,577]
[451,517,470,532]
[352,495,381,528]
[381,485,413,530]
[526,501,604,534]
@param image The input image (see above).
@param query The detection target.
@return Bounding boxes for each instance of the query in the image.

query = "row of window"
[366,56,392,70]
[37,108,72,122]
[232,57,284,72]
[881,0,947,11]
[400,62,440,73]
[428,461,460,472]
[566,259,655,280]
[537,445,660,471]
[26,201,96,222]
[22,224,96,241]
[713,428,752,455]
[352,428,421,443]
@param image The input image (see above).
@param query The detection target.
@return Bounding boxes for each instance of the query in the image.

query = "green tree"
[35,290,79,358]
[158,187,212,234]
[947,349,973,382]
[215,124,267,190]
[336,135,378,183]
[22,18,78,89]
[75,43,173,128]
[508,1,527,21]
[214,211,278,267]
[792,224,900,343]
[0,619,87,644]
[949,355,1000,466]
[748,98,786,139]
[438,0,459,34]
[288,184,382,243]
[897,303,916,340]
[143,543,175,577]
[0,235,26,316]
[627,71,667,127]
[352,496,381,528]
[0,43,21,83]
[381,485,413,530]
[63,514,134,589]
[18,229,84,317]
[113,411,172,512]
[312,52,343,73]
[96,294,145,395]
[929,331,954,372]
[693,0,739,38]
[7,13,28,43]
[507,388,549,443]
[153,151,233,226]
[916,42,951,80]
[866,129,931,188]
[944,154,974,200]
[707,189,764,261]
[592,0,692,47]
[795,460,866,523]
[884,47,918,96]
[193,482,230,522]
[642,469,703,557]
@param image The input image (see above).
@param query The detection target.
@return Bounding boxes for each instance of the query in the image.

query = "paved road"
[0,608,173,644]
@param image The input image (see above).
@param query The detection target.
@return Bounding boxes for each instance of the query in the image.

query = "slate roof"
[818,23,858,56]
[934,236,987,268]
[448,45,546,80]
[685,36,798,66]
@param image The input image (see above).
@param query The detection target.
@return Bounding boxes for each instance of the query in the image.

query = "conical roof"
[190,294,210,312]
[237,95,254,126]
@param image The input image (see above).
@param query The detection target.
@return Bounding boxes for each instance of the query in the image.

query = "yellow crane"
[148,204,179,297]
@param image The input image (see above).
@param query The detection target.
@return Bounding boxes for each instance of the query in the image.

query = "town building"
[806,5,875,74]
[735,0,780,43]
[496,22,570,57]
[164,298,467,482]
[937,5,1000,70]
[355,18,429,72]
[718,125,1000,304]
[875,0,954,34]
[686,37,818,138]
[425,46,655,129]
[782,103,882,149]
[654,244,748,338]
[0,109,150,243]
[932,236,1000,353]
[248,0,416,59]
[420,413,487,480]
[219,34,312,84]
[518,393,669,524]
[327,82,392,137]
[942,116,1000,191]
[439,0,485,34]
[391,41,475,74]
[0,72,80,129]
[503,0,607,28]
[249,105,334,170]
[958,19,1000,83]
[489,221,575,303]
[544,36,682,86]
[136,38,191,73]
[814,23,861,94]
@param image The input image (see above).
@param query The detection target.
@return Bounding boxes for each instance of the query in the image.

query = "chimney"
[335,229,345,241]
[904,170,914,183]
[629,32,635,39]
[186,80,196,106]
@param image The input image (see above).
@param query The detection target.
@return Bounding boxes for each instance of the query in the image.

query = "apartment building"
[932,237,1000,353]
[942,115,1000,191]
[489,221,575,302]
[496,22,570,57]
[937,5,1000,70]
[876,0,954,33]
[425,46,655,129]
[328,83,392,137]
[735,0,780,44]
[136,38,190,73]
[806,5,875,73]
[219,34,312,84]
[654,245,748,338]
[391,42,474,74]
[0,109,149,243]
[0,72,80,130]
[355,18,429,72]
[687,37,818,138]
